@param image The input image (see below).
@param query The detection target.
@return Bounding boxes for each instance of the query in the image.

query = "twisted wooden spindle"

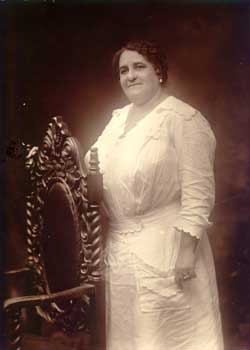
[87,206,103,281]
[8,308,22,350]
[87,148,103,282]
[26,194,36,268]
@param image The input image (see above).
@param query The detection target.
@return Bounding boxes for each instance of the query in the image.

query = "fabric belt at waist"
[109,202,180,235]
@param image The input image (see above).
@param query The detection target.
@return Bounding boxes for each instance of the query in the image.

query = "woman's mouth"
[128,83,142,88]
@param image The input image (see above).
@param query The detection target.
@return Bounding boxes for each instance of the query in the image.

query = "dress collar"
[117,95,174,139]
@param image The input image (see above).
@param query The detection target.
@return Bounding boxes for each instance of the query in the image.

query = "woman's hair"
[112,40,168,84]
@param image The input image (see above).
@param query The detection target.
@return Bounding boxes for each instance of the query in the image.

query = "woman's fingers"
[175,269,196,289]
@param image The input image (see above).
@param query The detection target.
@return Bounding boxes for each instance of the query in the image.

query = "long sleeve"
[172,110,216,239]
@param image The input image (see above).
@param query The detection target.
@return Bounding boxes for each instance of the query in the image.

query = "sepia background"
[2,2,250,349]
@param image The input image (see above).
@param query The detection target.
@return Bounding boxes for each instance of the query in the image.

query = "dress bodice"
[85,96,216,239]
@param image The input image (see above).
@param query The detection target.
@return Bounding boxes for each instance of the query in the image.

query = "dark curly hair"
[112,40,168,84]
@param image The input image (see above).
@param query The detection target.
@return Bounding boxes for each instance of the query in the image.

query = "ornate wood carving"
[22,116,103,333]
[4,117,104,350]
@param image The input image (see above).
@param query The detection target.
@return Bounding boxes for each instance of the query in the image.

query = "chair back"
[25,117,102,332]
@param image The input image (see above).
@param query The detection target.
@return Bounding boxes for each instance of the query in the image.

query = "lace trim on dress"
[133,254,192,312]
[99,96,198,146]
[109,220,143,235]
[174,226,200,239]
[133,253,174,278]
[96,106,130,143]
[97,96,203,149]
[174,219,213,239]
[145,96,198,141]
[155,96,197,120]
[105,250,182,301]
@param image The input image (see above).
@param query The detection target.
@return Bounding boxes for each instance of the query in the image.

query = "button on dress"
[85,96,224,350]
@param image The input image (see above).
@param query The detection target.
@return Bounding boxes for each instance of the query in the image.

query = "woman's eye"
[136,64,146,69]
[119,68,127,75]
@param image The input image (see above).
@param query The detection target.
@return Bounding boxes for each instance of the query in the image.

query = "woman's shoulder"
[158,96,216,148]
[165,96,213,133]
[159,95,197,120]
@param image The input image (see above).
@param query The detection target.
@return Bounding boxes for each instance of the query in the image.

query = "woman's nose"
[127,69,137,81]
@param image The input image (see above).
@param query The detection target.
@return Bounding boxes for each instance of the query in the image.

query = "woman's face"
[119,49,161,105]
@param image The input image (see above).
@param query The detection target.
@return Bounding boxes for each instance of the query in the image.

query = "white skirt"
[104,215,224,350]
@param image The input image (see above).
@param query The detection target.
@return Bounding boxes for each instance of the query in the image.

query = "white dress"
[86,96,224,350]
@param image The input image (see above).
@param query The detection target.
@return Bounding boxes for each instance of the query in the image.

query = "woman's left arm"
[172,110,216,285]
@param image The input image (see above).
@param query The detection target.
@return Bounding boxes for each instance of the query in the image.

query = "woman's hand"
[174,230,198,288]
[175,249,196,288]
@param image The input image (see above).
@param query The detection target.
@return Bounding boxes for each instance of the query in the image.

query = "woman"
[85,40,224,350]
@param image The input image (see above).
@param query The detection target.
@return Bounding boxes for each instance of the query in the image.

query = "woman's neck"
[124,89,169,134]
[131,88,168,116]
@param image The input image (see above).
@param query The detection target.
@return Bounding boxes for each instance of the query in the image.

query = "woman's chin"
[125,93,149,105]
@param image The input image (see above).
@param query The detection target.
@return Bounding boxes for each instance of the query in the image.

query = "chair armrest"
[4,267,31,278]
[4,283,94,311]
[4,268,33,299]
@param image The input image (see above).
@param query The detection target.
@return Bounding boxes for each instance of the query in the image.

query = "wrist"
[177,229,199,252]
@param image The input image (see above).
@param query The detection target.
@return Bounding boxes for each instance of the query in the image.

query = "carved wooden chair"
[4,117,104,350]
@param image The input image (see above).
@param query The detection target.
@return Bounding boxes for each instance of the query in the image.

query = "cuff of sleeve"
[174,218,212,239]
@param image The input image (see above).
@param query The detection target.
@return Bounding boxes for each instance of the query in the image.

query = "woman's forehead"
[119,49,148,67]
